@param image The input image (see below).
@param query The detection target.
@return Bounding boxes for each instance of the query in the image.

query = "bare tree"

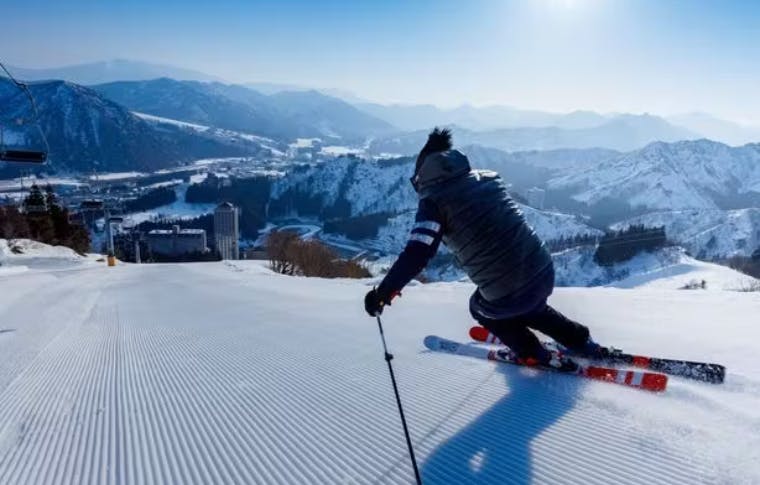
[266,230,300,275]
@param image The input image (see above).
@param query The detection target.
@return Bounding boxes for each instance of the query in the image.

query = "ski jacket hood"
[413,149,471,195]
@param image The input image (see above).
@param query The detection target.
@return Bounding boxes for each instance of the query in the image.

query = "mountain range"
[547,140,760,214]
[9,59,759,146]
[7,59,222,85]
[92,79,395,142]
[0,79,270,176]
[368,115,699,155]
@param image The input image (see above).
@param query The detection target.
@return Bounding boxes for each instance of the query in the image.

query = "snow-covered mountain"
[613,208,760,259]
[548,140,760,212]
[8,59,221,84]
[0,79,267,176]
[552,245,755,289]
[267,149,760,285]
[270,155,602,256]
[368,115,698,155]
[93,79,395,142]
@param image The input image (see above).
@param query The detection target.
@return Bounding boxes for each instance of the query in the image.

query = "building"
[214,202,239,260]
[526,187,546,210]
[146,225,207,257]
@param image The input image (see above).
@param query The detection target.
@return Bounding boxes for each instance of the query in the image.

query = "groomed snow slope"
[1,261,759,484]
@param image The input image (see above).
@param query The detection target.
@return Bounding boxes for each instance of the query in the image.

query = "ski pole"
[375,313,422,485]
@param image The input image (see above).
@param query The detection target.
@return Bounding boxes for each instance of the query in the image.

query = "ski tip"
[423,335,439,350]
[469,325,489,342]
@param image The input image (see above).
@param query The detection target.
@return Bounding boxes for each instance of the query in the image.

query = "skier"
[364,128,604,372]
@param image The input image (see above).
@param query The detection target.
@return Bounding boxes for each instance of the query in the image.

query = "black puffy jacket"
[415,150,553,302]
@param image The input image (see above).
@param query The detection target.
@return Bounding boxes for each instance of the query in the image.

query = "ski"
[424,335,668,392]
[469,326,726,384]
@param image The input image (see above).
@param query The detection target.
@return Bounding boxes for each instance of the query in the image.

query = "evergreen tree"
[24,185,55,242]
[594,225,667,266]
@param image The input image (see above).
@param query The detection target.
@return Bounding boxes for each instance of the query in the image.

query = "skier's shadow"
[422,365,582,484]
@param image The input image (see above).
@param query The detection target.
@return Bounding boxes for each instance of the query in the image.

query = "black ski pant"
[475,304,590,360]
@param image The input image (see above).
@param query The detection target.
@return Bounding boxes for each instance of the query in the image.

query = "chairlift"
[0,62,49,164]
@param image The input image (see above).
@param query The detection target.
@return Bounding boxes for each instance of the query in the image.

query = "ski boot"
[518,347,580,373]
[545,351,580,373]
[571,338,615,360]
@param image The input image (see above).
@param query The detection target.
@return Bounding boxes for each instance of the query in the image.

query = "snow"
[0,239,102,274]
[0,177,83,191]
[122,184,217,226]
[134,112,209,132]
[547,140,760,211]
[320,145,363,156]
[553,246,757,289]
[609,254,757,290]
[89,171,145,181]
[0,257,758,483]
[135,112,284,155]
[289,138,321,148]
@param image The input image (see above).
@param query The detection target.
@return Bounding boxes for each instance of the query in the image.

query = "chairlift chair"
[0,62,49,164]
[0,148,47,163]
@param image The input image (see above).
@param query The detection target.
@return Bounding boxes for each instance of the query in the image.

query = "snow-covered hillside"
[0,259,759,484]
[134,112,286,156]
[548,140,760,211]
[553,246,756,289]
[0,239,101,274]
[272,156,601,253]
[613,208,760,259]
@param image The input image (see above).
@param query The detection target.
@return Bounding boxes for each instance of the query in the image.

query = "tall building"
[214,202,239,260]
[526,187,546,210]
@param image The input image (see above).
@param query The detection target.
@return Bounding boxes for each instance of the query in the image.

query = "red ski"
[469,325,725,384]
[425,335,668,392]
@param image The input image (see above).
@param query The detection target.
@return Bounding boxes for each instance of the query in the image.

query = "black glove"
[364,288,387,317]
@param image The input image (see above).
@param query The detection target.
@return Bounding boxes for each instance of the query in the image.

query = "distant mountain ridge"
[93,79,395,142]
[667,112,760,146]
[368,116,698,155]
[8,59,222,85]
[9,59,757,146]
[358,103,613,131]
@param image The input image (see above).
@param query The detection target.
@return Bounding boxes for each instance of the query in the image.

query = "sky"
[3,0,760,122]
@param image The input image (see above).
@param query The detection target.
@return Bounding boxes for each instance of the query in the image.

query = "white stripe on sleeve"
[409,233,435,245]
[413,221,442,233]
